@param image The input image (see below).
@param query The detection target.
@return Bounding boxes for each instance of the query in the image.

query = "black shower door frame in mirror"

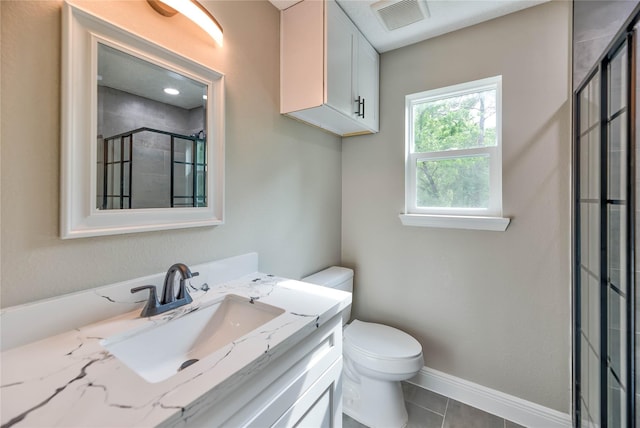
[573,9,638,428]
[96,41,209,211]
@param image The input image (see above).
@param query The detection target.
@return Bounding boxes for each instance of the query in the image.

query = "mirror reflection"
[96,42,208,210]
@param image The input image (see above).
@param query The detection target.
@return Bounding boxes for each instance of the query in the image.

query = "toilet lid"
[344,320,422,359]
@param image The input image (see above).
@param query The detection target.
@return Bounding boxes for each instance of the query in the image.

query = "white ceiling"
[269,0,549,53]
[98,43,206,110]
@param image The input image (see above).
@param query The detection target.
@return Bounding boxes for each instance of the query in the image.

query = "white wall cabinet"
[281,0,379,137]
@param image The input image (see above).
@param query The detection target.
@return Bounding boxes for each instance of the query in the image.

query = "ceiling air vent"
[371,0,430,31]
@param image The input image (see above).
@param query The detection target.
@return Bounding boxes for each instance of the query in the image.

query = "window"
[400,76,509,231]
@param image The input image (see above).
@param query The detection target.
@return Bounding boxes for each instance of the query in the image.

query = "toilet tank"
[302,266,353,323]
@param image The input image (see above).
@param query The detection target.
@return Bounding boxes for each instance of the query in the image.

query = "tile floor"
[342,382,526,428]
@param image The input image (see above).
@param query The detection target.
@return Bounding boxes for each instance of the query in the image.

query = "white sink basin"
[101,294,285,383]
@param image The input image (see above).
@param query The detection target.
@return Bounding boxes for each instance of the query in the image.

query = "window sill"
[398,214,511,231]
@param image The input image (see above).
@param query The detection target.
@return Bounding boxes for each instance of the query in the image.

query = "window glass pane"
[173,197,192,207]
[608,204,627,293]
[581,268,589,335]
[608,369,627,427]
[609,46,627,115]
[589,73,600,127]
[196,140,206,164]
[123,136,131,162]
[580,334,590,419]
[588,346,601,422]
[607,205,628,294]
[416,156,489,208]
[580,203,589,269]
[608,287,627,387]
[608,112,627,201]
[123,163,130,198]
[114,139,121,162]
[196,165,206,207]
[589,275,600,354]
[174,163,194,198]
[579,134,589,199]
[413,89,496,152]
[580,83,589,133]
[588,128,600,200]
[588,203,600,279]
[106,164,114,196]
[107,140,114,163]
[113,166,121,197]
[174,138,193,164]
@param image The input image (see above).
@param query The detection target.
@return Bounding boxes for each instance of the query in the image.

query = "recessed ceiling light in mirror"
[97,43,204,109]
[96,42,209,212]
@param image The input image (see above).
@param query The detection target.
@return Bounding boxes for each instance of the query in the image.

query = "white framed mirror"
[61,1,224,239]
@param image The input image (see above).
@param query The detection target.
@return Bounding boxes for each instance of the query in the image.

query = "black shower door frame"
[573,7,639,427]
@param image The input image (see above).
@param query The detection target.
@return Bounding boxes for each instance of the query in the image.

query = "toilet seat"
[344,320,423,376]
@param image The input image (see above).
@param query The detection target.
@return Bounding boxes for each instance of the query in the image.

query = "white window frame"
[400,76,510,231]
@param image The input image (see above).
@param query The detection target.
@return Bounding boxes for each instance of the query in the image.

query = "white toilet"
[303,267,424,428]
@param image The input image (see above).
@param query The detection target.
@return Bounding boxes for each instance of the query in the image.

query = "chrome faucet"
[131,263,199,317]
[162,263,197,305]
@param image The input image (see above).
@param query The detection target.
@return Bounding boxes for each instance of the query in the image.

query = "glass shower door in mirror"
[97,42,208,210]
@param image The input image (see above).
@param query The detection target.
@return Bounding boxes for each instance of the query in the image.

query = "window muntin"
[405,76,503,217]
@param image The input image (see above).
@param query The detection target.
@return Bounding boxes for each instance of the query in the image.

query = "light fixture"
[147,0,223,47]
[164,87,180,95]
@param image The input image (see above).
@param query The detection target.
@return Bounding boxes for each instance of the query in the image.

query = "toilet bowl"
[302,267,424,428]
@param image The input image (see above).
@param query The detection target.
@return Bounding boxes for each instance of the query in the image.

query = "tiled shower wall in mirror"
[97,87,205,209]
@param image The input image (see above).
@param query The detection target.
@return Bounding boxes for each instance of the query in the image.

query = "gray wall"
[342,1,572,412]
[98,86,202,139]
[1,0,342,307]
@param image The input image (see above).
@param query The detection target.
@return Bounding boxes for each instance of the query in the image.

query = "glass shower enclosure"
[97,127,206,210]
[573,12,638,428]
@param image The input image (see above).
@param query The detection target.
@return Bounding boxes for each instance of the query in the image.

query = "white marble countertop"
[0,271,351,427]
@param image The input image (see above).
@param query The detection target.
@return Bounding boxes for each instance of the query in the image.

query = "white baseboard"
[408,367,572,428]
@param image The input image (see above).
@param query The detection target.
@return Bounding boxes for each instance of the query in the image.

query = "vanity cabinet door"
[271,359,342,428]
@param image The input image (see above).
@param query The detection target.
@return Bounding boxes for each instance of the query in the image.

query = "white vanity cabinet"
[280,0,379,136]
[186,314,343,427]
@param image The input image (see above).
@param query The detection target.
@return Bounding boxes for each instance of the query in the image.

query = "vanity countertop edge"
[0,268,351,427]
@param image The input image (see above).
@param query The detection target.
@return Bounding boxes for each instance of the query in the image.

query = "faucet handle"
[131,285,160,317]
[177,274,198,303]
[182,267,199,279]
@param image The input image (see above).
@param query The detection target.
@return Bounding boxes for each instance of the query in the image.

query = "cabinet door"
[355,33,379,132]
[272,359,343,428]
[326,0,356,118]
